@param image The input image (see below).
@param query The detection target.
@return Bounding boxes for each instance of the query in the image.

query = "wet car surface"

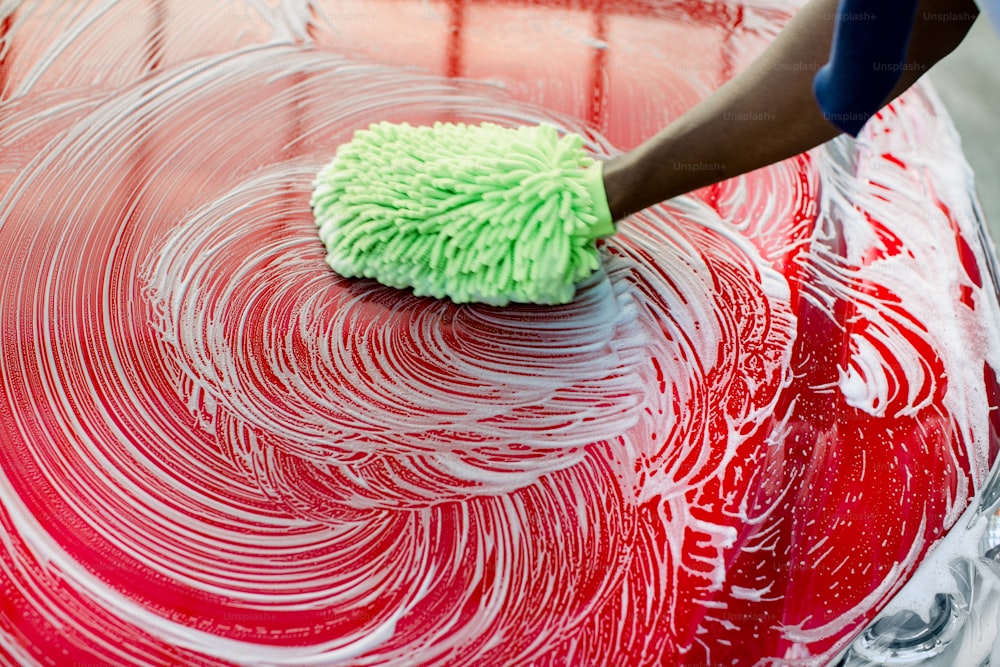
[2,1,1000,665]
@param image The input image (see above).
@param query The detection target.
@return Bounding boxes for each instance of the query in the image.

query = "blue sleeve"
[812,0,921,136]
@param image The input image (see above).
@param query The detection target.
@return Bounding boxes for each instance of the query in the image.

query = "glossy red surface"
[1,1,998,665]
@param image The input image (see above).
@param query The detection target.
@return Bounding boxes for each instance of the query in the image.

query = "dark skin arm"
[603,0,980,221]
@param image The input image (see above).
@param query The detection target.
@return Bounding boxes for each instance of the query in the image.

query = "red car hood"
[1,1,998,665]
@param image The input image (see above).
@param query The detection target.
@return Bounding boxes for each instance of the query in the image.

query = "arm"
[602,0,980,221]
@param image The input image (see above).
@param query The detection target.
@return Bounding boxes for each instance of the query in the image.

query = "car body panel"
[1,1,998,665]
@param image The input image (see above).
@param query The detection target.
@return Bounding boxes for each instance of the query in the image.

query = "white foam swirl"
[1,2,997,666]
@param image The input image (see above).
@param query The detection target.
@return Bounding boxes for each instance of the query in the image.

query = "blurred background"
[930,17,1000,244]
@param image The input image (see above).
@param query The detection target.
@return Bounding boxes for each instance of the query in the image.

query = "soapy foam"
[1,1,998,665]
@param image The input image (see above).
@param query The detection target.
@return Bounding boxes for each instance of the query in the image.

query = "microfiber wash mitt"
[310,121,615,306]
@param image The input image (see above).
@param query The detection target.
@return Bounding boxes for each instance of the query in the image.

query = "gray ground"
[929,17,1000,243]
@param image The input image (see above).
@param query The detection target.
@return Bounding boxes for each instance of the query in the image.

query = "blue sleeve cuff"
[812,0,920,136]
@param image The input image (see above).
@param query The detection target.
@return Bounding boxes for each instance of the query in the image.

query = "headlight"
[835,473,1000,666]
[843,576,969,665]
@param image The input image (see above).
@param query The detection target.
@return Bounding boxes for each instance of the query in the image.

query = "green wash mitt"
[310,121,615,306]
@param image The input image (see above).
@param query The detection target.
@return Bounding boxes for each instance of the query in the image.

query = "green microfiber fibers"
[310,121,615,306]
